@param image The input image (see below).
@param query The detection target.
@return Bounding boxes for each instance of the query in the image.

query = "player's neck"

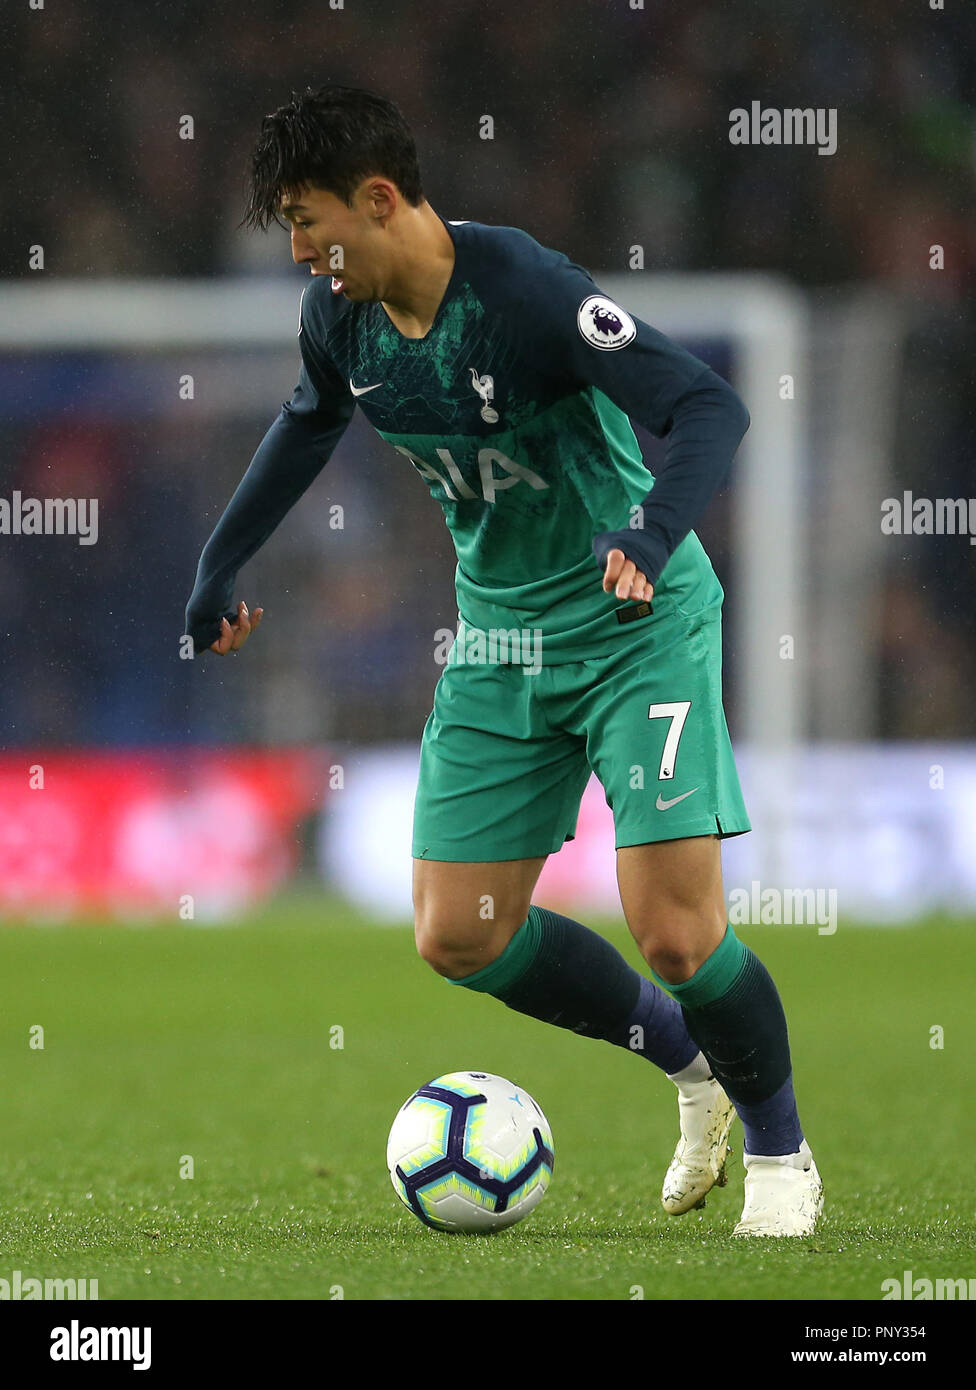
[379,203,455,339]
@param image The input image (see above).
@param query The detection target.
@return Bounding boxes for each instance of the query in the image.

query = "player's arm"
[184,295,355,654]
[514,242,749,601]
[592,357,749,603]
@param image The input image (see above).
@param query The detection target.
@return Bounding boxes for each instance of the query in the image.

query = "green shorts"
[412,609,751,861]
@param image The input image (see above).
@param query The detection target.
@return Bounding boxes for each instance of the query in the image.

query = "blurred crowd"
[5,0,974,289]
[3,0,974,743]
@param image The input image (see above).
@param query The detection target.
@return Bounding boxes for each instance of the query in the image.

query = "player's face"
[280,181,393,301]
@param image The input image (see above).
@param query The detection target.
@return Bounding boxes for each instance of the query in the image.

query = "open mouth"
[331,276,345,294]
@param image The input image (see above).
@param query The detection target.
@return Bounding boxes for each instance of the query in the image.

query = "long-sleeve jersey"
[185,213,749,659]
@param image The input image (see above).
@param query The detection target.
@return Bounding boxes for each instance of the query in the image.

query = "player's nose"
[290,226,316,265]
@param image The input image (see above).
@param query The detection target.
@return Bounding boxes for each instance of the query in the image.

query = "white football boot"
[661,1074,736,1214]
[732,1139,824,1237]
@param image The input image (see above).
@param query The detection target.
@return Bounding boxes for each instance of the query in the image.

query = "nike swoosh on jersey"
[655,787,699,811]
[349,380,382,397]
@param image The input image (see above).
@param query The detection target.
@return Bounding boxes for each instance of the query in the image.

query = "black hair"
[242,84,424,230]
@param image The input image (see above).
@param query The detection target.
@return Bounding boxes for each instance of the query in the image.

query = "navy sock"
[607,974,700,1075]
[732,1074,804,1157]
[448,905,700,1076]
[653,925,805,1156]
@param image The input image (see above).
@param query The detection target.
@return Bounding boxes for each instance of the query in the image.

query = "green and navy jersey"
[186,214,748,659]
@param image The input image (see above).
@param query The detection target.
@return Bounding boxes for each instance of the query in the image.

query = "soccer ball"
[387,1071,554,1232]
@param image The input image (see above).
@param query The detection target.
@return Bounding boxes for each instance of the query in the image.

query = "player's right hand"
[600,548,654,604]
[210,600,264,654]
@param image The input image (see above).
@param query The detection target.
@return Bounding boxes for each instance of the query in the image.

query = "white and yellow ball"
[387,1071,554,1232]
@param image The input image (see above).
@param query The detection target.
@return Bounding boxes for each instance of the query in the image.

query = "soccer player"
[185,85,822,1236]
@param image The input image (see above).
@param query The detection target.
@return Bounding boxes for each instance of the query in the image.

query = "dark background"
[2,0,973,745]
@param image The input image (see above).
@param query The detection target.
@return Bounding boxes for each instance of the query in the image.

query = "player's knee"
[413,925,476,979]
[636,906,727,985]
[644,941,704,986]
[413,907,523,981]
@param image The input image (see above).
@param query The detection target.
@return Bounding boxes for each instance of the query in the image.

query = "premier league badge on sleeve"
[577,295,637,350]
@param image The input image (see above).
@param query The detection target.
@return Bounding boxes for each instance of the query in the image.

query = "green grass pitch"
[1,897,972,1301]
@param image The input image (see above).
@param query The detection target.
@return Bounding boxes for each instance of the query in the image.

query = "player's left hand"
[210,600,264,654]
[600,548,654,604]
